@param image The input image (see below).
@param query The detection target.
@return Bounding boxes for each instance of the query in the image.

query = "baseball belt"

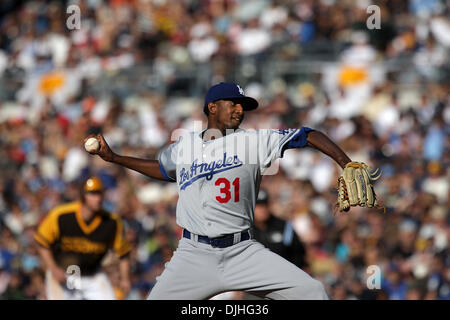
[182,229,251,248]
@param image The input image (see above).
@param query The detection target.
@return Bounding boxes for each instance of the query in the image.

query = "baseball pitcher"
[84,82,380,300]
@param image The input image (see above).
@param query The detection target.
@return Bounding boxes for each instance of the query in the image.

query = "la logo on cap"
[237,84,244,95]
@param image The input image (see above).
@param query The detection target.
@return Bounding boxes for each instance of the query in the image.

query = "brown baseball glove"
[336,161,382,212]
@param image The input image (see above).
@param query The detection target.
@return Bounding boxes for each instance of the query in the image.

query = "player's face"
[84,191,103,212]
[215,99,245,131]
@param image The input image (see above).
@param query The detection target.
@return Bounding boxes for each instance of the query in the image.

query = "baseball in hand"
[84,137,100,152]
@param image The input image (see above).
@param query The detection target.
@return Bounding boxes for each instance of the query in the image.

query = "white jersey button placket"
[202,143,206,161]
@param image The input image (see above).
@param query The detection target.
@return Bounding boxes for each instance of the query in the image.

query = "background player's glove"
[337,161,382,212]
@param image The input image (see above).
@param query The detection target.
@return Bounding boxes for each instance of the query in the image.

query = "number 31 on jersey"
[215,178,240,203]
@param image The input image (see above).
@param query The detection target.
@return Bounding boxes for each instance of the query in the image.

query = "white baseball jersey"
[158,127,313,238]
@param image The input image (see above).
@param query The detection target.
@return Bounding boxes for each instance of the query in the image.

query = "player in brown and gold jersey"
[34,177,131,300]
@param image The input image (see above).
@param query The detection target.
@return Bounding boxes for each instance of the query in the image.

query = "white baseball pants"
[46,270,116,300]
[147,237,329,300]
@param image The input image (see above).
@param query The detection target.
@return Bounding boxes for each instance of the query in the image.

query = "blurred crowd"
[0,0,449,300]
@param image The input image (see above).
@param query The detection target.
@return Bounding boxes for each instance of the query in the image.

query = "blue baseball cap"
[204,82,258,114]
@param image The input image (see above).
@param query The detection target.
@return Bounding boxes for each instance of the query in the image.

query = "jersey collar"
[75,202,103,235]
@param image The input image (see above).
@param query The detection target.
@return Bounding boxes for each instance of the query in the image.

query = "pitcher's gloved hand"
[337,161,382,212]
